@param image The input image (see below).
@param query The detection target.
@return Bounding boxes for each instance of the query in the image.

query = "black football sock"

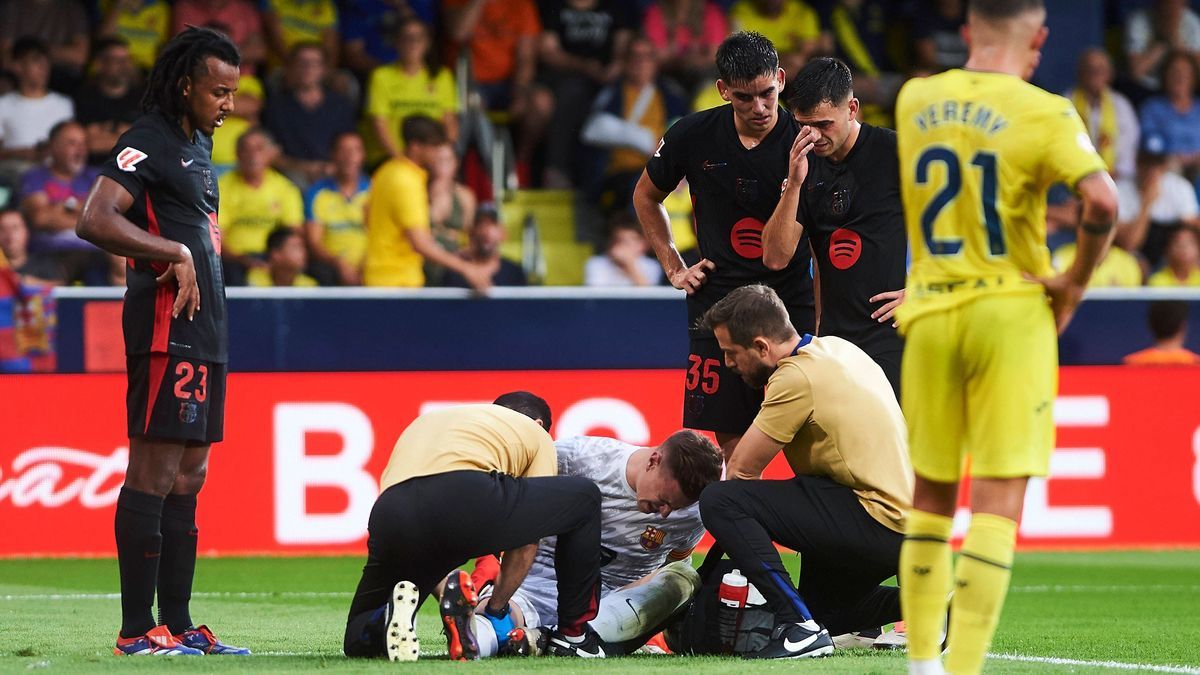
[157,493,199,635]
[115,487,164,638]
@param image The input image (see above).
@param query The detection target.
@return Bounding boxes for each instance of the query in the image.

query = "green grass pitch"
[2,550,1199,673]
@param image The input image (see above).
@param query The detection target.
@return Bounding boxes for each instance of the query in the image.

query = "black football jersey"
[646,105,815,329]
[797,123,906,358]
[100,112,228,363]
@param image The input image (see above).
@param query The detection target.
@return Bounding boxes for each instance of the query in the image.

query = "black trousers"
[343,470,602,657]
[699,475,903,635]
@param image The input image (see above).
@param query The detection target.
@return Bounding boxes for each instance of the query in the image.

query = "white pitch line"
[1009,585,1200,593]
[990,653,1200,673]
[7,585,1197,601]
[0,591,345,601]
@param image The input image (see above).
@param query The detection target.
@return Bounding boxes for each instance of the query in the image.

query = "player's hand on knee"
[670,258,716,294]
[157,245,200,321]
[869,288,906,327]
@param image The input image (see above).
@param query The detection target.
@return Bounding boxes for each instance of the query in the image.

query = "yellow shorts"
[901,293,1057,483]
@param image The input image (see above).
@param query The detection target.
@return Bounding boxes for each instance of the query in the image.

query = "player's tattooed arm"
[1028,171,1118,334]
[77,175,201,320]
[633,170,716,294]
[763,126,819,271]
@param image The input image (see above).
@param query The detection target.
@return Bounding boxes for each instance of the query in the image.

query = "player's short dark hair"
[265,226,300,254]
[968,0,1044,19]
[716,31,778,85]
[493,391,553,430]
[1147,301,1189,341]
[12,36,50,61]
[788,57,854,113]
[699,284,798,347]
[401,114,447,147]
[660,430,723,502]
[47,119,82,142]
[143,26,241,121]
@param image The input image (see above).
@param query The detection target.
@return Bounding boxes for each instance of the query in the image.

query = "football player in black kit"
[763,57,906,398]
[76,27,249,656]
[633,32,815,458]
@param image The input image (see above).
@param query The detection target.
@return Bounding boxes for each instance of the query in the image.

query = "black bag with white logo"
[663,544,776,655]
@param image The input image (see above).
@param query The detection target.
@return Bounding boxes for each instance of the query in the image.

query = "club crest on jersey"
[178,401,199,424]
[640,525,666,550]
[116,147,148,172]
[830,188,850,216]
[736,178,759,203]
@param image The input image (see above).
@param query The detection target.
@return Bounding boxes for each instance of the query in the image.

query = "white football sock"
[591,561,701,643]
[909,658,945,675]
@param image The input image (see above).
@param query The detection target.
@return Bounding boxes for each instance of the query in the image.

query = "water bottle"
[717,568,749,654]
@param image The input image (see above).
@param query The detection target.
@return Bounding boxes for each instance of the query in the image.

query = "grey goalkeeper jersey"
[523,436,705,597]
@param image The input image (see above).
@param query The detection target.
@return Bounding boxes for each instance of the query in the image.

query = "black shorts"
[126,353,226,444]
[682,331,763,435]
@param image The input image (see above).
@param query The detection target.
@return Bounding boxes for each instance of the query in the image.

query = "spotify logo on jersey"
[829,228,862,269]
[730,217,765,259]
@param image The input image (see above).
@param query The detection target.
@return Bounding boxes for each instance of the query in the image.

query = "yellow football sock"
[900,509,954,661]
[944,513,1018,675]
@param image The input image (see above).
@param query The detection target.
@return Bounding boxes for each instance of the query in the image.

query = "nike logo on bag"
[181,158,194,167]
[784,633,820,652]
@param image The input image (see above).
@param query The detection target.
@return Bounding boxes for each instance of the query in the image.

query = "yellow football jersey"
[895,69,1107,323]
[363,157,429,287]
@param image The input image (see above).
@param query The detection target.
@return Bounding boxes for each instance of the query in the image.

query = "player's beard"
[741,360,775,389]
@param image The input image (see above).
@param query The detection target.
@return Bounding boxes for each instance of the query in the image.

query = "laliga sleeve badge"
[116,147,148,172]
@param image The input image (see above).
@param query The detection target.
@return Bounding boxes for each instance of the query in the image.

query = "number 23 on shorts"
[173,360,208,402]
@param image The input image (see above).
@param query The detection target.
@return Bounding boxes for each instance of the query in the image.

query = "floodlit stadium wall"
[3,288,1199,556]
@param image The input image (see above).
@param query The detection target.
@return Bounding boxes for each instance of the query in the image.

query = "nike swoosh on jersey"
[181,158,194,167]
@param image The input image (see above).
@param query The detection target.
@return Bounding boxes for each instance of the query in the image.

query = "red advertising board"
[1,367,1198,556]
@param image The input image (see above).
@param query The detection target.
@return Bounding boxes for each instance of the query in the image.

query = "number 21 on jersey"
[914,146,1005,257]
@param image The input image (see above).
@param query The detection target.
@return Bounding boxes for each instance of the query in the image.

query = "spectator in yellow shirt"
[363,115,492,290]
[263,0,339,68]
[1148,227,1200,286]
[304,131,369,285]
[729,0,827,75]
[366,18,458,162]
[1051,241,1143,288]
[97,0,170,72]
[247,226,319,287]
[219,128,305,285]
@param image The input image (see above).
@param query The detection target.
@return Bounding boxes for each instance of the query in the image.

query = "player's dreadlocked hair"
[787,57,853,114]
[715,31,778,85]
[142,26,240,121]
[493,391,553,431]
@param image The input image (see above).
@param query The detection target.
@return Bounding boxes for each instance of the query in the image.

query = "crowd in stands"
[0,0,1199,296]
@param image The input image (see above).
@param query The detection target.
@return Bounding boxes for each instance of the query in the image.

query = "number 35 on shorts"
[686,355,720,394]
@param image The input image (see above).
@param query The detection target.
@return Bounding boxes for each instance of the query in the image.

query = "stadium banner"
[2,367,1198,556]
